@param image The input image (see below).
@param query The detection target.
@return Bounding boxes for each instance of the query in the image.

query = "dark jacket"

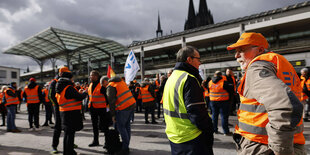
[48,78,58,108]
[56,77,87,131]
[106,76,135,117]
[23,82,44,103]
[174,62,214,136]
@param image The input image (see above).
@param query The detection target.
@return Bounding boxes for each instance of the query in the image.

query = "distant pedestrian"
[3,82,21,133]
[0,86,7,126]
[141,78,157,124]
[23,78,44,130]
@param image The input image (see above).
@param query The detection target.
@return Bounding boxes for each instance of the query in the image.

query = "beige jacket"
[240,60,304,154]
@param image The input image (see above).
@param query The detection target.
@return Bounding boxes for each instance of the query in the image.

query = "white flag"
[199,66,205,80]
[124,50,140,84]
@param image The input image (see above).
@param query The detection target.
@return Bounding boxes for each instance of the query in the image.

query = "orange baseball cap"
[59,66,71,73]
[227,32,269,50]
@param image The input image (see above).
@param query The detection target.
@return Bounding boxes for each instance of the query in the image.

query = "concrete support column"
[50,58,57,77]
[110,53,115,69]
[140,46,145,82]
[182,36,186,48]
[239,23,245,36]
[39,61,44,83]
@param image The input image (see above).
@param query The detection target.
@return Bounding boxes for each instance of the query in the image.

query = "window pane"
[0,70,7,78]
[11,71,17,79]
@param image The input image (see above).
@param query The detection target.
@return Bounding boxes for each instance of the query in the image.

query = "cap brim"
[227,42,250,51]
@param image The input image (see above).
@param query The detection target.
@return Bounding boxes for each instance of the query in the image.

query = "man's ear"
[186,56,191,63]
[259,47,265,54]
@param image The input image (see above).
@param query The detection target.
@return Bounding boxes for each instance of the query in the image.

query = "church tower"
[156,12,163,38]
[184,0,214,30]
[184,0,197,30]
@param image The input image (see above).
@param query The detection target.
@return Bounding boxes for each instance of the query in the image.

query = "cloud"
[0,0,306,73]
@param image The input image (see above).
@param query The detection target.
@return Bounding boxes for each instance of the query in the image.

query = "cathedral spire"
[197,0,214,27]
[184,0,197,30]
[156,11,163,38]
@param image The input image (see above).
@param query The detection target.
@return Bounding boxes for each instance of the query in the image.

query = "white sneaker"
[28,128,35,131]
[34,128,41,131]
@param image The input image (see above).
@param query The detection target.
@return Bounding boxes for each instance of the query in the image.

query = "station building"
[0,66,20,86]
[3,1,310,84]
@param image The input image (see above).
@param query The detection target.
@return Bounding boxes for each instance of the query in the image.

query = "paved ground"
[0,104,309,155]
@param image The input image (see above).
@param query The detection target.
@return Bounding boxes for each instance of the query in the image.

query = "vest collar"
[174,62,202,83]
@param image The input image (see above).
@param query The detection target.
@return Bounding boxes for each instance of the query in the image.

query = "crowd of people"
[0,32,309,155]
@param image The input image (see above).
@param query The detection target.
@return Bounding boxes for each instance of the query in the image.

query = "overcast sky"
[0,0,306,73]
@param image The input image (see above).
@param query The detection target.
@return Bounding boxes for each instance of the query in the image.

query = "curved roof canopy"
[3,27,127,65]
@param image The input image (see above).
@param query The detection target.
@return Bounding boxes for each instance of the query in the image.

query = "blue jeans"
[210,101,229,134]
[115,109,134,149]
[7,105,17,130]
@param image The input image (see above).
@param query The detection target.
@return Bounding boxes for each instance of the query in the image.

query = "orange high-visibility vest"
[0,92,3,104]
[141,85,155,103]
[209,78,229,101]
[203,87,209,98]
[135,87,142,99]
[88,83,107,108]
[43,88,50,103]
[24,85,40,104]
[301,76,309,101]
[235,52,305,145]
[108,80,135,110]
[4,88,20,106]
[55,85,82,112]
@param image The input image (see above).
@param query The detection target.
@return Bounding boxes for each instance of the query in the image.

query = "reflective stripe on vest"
[163,70,202,144]
[208,78,229,101]
[4,88,20,106]
[141,85,155,103]
[88,83,107,108]
[236,52,305,145]
[24,85,40,104]
[108,80,135,111]
[55,85,82,112]
[203,88,209,97]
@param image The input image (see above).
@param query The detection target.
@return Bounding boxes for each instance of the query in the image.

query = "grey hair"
[301,68,308,73]
[100,76,109,84]
[0,85,8,93]
[176,46,198,62]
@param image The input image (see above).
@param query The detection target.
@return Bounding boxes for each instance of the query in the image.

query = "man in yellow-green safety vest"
[162,46,214,155]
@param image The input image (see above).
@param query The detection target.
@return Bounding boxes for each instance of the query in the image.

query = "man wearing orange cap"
[228,32,306,155]
[55,66,87,155]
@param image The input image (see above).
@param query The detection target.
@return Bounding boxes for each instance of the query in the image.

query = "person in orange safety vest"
[2,83,21,133]
[106,76,135,154]
[55,67,87,155]
[87,70,110,147]
[300,67,310,122]
[141,78,157,124]
[42,84,54,126]
[208,71,233,136]
[23,78,44,130]
[227,32,305,155]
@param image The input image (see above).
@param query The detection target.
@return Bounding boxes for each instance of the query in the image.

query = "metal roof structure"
[3,27,127,67]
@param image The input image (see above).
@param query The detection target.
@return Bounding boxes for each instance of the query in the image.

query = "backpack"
[105,129,122,154]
